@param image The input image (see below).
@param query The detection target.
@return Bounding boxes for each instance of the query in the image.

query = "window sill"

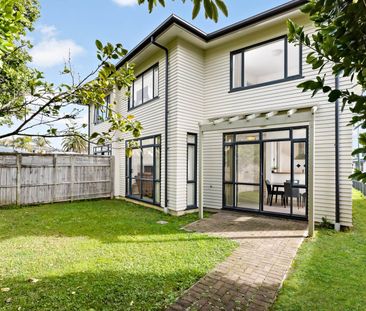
[128,96,160,112]
[228,75,304,93]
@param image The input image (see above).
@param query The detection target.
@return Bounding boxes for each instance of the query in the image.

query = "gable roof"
[116,0,307,69]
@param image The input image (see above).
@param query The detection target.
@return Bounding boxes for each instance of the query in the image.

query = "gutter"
[335,76,340,231]
[116,0,307,70]
[151,37,169,213]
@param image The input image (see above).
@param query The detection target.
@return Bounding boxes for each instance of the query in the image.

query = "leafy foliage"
[287,0,366,181]
[0,0,142,154]
[137,0,228,22]
[62,134,88,153]
[0,0,229,153]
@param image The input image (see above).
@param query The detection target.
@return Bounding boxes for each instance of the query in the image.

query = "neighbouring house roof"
[116,0,307,69]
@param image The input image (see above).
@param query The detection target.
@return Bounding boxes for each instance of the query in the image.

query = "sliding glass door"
[126,135,161,205]
[223,126,308,219]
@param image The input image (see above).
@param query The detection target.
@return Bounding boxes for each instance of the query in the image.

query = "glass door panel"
[236,143,260,210]
[292,141,307,216]
[236,144,260,184]
[237,184,260,210]
[262,141,291,214]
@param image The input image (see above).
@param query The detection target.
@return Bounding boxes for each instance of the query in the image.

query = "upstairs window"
[129,64,159,110]
[93,144,112,156]
[94,95,110,124]
[230,36,301,91]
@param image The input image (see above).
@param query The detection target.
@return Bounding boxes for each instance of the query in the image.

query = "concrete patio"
[168,211,308,311]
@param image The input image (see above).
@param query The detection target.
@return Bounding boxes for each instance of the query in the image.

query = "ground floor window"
[187,133,197,209]
[93,144,112,156]
[223,126,308,218]
[126,135,161,205]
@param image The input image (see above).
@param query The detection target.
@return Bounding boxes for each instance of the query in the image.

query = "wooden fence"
[353,180,366,196]
[0,153,114,206]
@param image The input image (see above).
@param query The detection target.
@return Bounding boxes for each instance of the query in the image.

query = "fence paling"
[0,153,113,206]
[352,180,366,196]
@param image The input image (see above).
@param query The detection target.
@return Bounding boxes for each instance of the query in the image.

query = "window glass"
[126,135,161,205]
[293,128,307,139]
[224,146,234,182]
[224,134,234,143]
[187,145,195,181]
[153,66,159,97]
[232,53,242,88]
[262,130,289,140]
[142,148,154,178]
[244,39,284,86]
[288,42,300,76]
[187,134,196,144]
[236,133,259,142]
[187,183,195,206]
[131,149,141,178]
[131,179,140,196]
[143,69,153,102]
[155,147,160,180]
[224,184,234,206]
[142,138,154,145]
[133,76,143,107]
[155,182,161,204]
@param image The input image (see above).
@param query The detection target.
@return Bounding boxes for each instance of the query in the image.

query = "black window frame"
[93,144,112,156]
[125,135,161,206]
[128,63,159,111]
[222,126,308,220]
[94,95,111,124]
[187,133,198,209]
[229,35,303,92]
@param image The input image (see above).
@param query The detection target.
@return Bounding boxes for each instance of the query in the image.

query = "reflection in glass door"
[223,127,308,219]
[236,144,260,210]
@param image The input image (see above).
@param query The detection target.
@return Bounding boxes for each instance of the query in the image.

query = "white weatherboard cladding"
[201,18,352,226]
[89,14,353,226]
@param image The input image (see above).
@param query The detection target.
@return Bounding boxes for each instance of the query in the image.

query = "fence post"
[16,154,22,205]
[110,156,115,199]
[70,156,75,202]
[52,154,57,203]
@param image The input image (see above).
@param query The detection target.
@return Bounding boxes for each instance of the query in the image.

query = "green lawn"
[273,189,366,311]
[0,200,236,310]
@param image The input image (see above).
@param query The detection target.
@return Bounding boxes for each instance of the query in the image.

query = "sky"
[32,0,290,83]
[3,0,292,149]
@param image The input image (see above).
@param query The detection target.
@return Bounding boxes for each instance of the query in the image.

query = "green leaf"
[192,0,201,19]
[215,0,228,17]
[95,40,103,51]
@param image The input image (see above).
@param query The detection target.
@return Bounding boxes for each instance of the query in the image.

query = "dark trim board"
[116,0,307,69]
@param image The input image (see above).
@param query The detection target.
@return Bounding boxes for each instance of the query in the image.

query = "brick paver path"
[168,211,308,311]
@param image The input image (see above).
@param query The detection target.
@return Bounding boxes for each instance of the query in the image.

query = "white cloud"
[30,25,84,68]
[39,25,57,39]
[113,0,137,7]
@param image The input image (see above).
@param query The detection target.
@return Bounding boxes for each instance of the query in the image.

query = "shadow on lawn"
[0,199,206,243]
[0,267,283,311]
[0,269,206,311]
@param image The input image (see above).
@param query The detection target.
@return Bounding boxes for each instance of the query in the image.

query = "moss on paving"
[273,190,366,311]
[0,200,236,310]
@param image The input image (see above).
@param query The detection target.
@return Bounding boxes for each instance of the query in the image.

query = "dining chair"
[265,179,284,206]
[284,181,300,207]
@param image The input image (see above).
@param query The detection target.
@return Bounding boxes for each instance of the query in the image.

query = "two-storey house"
[89,0,353,231]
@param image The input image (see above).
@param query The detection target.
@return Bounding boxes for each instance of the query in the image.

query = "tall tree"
[287,0,366,181]
[62,135,88,153]
[0,0,227,153]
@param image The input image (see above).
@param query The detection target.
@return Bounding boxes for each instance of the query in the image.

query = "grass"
[0,200,236,310]
[273,189,366,311]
